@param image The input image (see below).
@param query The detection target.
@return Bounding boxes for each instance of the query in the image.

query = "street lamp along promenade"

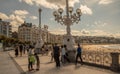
[35,8,44,54]
[53,0,82,62]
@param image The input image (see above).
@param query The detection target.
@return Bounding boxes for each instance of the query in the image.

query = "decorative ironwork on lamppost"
[35,8,44,54]
[53,0,81,48]
[53,0,82,61]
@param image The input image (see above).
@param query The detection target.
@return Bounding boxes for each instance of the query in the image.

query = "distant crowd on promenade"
[14,43,83,71]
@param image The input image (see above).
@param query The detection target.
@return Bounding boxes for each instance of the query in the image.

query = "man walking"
[53,43,60,68]
[34,53,40,71]
[75,44,83,65]
[19,44,23,57]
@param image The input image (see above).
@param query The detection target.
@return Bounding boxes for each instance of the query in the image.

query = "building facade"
[18,22,33,43]
[18,22,64,44]
[0,19,12,37]
[18,22,49,44]
[11,31,18,39]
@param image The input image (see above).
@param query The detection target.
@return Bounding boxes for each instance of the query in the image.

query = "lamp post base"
[63,34,75,50]
[63,34,76,62]
[67,50,76,62]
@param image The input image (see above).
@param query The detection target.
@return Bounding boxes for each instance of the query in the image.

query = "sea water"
[102,44,120,50]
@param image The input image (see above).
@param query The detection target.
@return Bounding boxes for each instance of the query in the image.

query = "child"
[34,53,40,71]
[28,54,35,71]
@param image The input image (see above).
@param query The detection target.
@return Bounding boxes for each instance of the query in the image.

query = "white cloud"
[14,10,29,15]
[20,0,79,9]
[50,18,54,21]
[15,16,24,23]
[80,5,93,15]
[9,14,24,31]
[99,0,113,5]
[9,14,24,23]
[30,16,38,20]
[33,0,61,9]
[50,28,120,37]
[83,0,99,6]
[94,21,108,27]
[19,0,33,5]
[101,23,107,26]
[50,29,66,35]
[50,29,90,36]
[68,0,79,7]
[71,30,81,36]
[10,21,20,31]
[113,32,120,38]
[9,14,15,20]
[0,12,9,20]
[0,10,27,31]
[81,29,90,34]
[9,10,29,31]
[91,30,110,36]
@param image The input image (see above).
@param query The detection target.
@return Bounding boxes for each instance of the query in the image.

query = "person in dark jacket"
[34,53,40,71]
[15,45,19,57]
[19,44,23,57]
[53,43,60,67]
[75,44,83,65]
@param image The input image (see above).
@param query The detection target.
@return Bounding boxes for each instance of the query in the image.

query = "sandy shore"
[80,44,120,53]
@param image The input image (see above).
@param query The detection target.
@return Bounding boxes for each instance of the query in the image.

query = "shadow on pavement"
[74,65,81,70]
[26,70,37,74]
[44,67,71,74]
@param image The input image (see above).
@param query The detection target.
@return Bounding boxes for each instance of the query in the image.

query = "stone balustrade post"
[110,52,119,72]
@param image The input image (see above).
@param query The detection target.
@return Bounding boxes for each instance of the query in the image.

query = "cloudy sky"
[0,0,120,38]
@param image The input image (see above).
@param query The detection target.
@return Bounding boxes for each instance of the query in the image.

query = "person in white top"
[64,45,71,63]
[61,45,70,63]
[61,45,65,63]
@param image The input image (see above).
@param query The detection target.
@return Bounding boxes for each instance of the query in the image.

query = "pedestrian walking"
[75,44,83,65]
[26,44,29,53]
[50,45,54,62]
[23,44,26,54]
[53,43,60,68]
[34,53,40,71]
[62,45,70,63]
[15,45,19,57]
[44,45,49,55]
[19,44,23,57]
[61,45,65,63]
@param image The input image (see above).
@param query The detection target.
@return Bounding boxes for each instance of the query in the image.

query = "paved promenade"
[8,50,119,74]
[0,51,20,74]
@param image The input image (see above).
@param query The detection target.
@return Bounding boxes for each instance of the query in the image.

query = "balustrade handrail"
[81,50,120,72]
